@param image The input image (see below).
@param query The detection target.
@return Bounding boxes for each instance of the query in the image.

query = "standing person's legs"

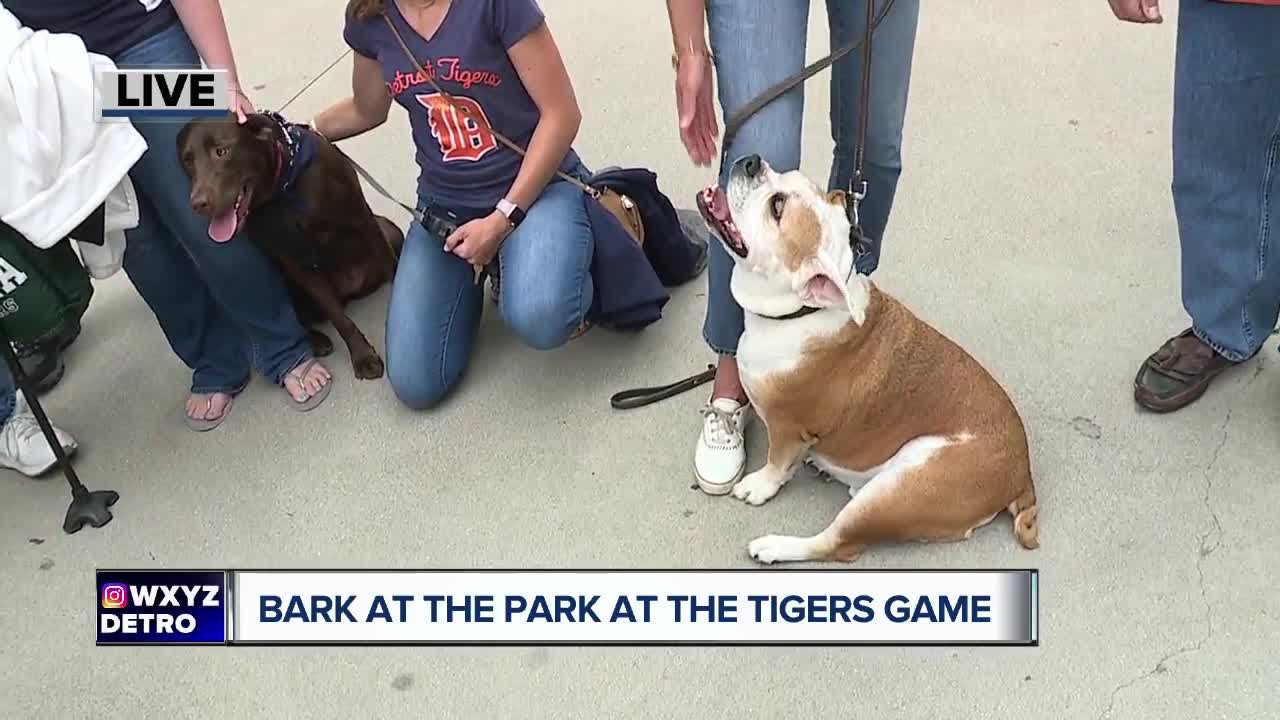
[697,0,809,494]
[826,0,920,275]
[0,369,13,429]
[1134,0,1280,412]
[115,23,330,428]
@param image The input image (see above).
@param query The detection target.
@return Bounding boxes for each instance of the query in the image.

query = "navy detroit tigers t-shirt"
[4,0,180,59]
[343,0,581,210]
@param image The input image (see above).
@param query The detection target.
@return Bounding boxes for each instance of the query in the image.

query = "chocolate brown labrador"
[177,111,403,379]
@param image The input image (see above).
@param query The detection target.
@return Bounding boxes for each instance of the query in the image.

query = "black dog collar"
[756,305,822,321]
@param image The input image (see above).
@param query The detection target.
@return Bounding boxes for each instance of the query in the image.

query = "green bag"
[0,222,94,348]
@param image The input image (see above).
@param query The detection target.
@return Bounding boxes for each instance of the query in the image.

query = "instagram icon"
[100,583,128,609]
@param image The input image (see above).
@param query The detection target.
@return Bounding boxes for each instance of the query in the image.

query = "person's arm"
[499,21,582,212]
[312,53,393,142]
[168,0,249,105]
[665,0,718,166]
[442,18,580,266]
[666,0,710,60]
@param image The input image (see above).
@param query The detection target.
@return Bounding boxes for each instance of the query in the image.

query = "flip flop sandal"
[283,357,333,412]
[184,392,235,432]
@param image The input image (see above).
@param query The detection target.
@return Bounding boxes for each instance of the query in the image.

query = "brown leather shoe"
[1134,329,1238,412]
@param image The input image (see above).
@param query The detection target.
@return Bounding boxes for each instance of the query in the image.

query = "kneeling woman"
[315,0,591,409]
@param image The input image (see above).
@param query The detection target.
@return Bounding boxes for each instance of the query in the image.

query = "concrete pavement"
[3,1,1278,718]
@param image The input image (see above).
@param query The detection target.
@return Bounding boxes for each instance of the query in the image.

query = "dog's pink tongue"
[707,187,730,221]
[208,210,238,243]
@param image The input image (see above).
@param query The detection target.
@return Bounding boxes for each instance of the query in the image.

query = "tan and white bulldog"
[695,154,1040,564]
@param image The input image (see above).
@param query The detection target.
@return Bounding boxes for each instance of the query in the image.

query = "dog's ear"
[799,269,847,309]
[798,251,867,324]
[241,113,277,143]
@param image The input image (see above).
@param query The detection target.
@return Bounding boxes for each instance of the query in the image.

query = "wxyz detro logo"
[415,93,498,162]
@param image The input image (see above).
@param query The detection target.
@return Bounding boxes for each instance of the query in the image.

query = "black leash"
[720,0,894,170]
[610,0,894,411]
[610,365,716,410]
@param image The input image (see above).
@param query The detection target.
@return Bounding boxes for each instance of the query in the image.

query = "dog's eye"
[769,193,786,220]
[214,146,228,158]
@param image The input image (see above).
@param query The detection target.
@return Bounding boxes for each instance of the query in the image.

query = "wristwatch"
[496,198,525,229]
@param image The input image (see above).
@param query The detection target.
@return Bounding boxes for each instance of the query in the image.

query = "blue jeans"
[114,23,312,394]
[384,168,595,409]
[1173,0,1280,362]
[0,364,13,427]
[702,0,919,355]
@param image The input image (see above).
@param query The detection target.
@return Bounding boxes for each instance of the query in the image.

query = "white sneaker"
[694,397,752,495]
[0,391,78,477]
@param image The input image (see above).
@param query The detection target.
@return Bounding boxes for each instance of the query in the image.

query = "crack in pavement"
[1095,408,1232,719]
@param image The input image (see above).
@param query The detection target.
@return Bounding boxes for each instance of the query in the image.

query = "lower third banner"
[94,569,1037,646]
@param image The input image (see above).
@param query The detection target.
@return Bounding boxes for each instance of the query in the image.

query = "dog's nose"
[190,193,210,215]
[741,154,762,178]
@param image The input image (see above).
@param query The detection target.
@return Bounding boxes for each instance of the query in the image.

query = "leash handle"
[381,13,600,199]
[610,365,716,410]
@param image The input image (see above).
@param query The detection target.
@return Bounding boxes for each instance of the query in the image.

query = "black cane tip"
[62,489,120,534]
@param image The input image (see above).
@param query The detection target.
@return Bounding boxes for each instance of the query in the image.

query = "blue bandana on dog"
[262,111,316,207]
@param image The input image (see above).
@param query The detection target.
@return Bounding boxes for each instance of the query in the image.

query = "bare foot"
[282,357,333,410]
[185,392,234,431]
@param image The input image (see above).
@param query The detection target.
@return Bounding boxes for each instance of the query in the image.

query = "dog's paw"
[732,470,782,506]
[308,330,334,357]
[747,535,807,564]
[353,352,384,380]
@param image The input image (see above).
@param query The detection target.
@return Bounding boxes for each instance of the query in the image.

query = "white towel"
[0,4,146,274]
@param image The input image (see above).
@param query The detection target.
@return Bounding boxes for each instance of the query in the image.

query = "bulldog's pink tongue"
[706,186,730,221]
[208,209,238,243]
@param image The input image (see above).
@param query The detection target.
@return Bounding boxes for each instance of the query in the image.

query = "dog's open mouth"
[696,186,747,258]
[207,187,252,243]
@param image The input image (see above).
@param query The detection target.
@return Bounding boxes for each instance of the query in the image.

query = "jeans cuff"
[701,328,738,357]
[191,374,252,396]
[1190,326,1251,363]
[0,390,15,428]
[270,351,315,387]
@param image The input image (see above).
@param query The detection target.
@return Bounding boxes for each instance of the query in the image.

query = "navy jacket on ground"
[589,167,707,287]
[582,167,708,332]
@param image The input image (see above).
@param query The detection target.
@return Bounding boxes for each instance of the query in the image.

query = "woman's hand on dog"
[228,84,255,124]
[444,211,511,268]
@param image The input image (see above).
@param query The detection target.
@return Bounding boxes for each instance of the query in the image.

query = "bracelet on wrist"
[671,36,713,71]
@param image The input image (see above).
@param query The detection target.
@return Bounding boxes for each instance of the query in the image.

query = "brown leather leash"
[610,0,895,411]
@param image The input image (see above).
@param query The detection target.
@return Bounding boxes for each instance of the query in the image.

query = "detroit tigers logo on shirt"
[415,93,499,163]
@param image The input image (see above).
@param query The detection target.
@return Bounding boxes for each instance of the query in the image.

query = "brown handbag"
[381,14,644,247]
